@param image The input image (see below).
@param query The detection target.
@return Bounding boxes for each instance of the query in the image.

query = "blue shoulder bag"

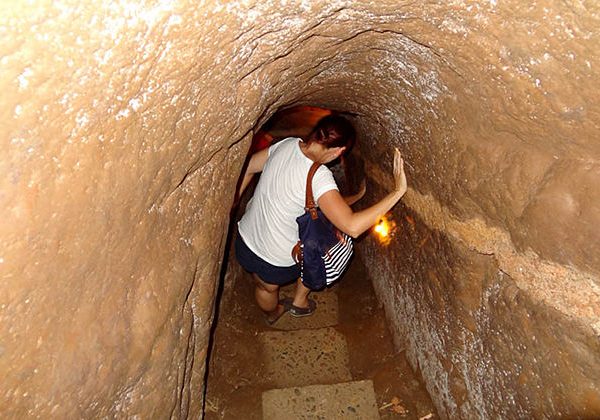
[291,162,353,290]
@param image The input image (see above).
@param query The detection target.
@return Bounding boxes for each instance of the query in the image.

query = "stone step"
[262,380,380,420]
[273,289,339,330]
[259,327,351,388]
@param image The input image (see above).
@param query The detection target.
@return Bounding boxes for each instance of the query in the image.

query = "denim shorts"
[234,235,300,285]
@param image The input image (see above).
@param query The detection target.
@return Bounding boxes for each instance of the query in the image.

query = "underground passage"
[1,1,599,419]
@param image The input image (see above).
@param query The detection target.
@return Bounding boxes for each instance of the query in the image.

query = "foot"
[280,297,293,310]
[289,298,317,318]
[265,301,289,325]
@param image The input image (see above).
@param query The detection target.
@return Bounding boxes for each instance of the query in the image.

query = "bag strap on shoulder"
[305,162,321,220]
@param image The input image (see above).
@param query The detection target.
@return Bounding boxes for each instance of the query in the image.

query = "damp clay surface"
[205,256,437,419]
[1,0,599,418]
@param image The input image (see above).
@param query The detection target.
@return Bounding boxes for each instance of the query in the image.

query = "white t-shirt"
[238,137,338,267]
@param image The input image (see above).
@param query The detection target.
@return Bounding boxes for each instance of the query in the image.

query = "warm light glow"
[373,214,396,246]
[374,221,389,237]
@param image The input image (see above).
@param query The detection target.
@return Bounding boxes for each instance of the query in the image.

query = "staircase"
[260,285,381,419]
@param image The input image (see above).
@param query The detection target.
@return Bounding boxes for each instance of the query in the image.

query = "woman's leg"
[252,273,280,312]
[292,277,311,308]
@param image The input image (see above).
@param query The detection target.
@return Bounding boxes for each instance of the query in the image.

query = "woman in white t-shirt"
[236,115,407,324]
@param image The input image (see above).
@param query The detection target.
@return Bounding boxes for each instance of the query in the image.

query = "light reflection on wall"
[373,213,396,246]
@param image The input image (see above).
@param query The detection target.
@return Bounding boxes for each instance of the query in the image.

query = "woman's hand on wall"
[393,148,407,196]
[319,149,408,238]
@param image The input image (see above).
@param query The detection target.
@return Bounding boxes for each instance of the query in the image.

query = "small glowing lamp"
[373,214,396,246]
[374,220,389,237]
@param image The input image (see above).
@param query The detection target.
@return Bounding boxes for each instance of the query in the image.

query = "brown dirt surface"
[204,256,437,419]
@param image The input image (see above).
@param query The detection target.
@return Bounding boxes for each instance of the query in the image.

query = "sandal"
[289,298,317,318]
[265,299,292,325]
[279,297,293,310]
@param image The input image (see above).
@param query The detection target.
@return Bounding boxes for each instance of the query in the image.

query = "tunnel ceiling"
[1,0,599,417]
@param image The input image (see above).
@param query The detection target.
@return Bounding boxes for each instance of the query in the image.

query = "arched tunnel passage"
[1,1,600,419]
[204,105,438,419]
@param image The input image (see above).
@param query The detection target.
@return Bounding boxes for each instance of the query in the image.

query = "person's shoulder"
[269,137,300,155]
[313,164,338,199]
[315,163,333,175]
[314,164,336,183]
[278,137,301,147]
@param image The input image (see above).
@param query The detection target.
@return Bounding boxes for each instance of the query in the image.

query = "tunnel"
[1,1,599,418]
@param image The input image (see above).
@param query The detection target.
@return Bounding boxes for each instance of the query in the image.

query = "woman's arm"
[236,147,269,202]
[318,148,407,238]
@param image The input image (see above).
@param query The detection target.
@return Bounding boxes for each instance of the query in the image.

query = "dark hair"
[308,114,356,151]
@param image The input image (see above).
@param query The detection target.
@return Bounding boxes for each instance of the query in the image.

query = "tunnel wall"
[1,0,599,418]
[1,1,253,416]
[359,189,600,418]
[344,2,600,417]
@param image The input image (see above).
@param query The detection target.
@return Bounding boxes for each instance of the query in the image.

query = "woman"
[235,115,407,323]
